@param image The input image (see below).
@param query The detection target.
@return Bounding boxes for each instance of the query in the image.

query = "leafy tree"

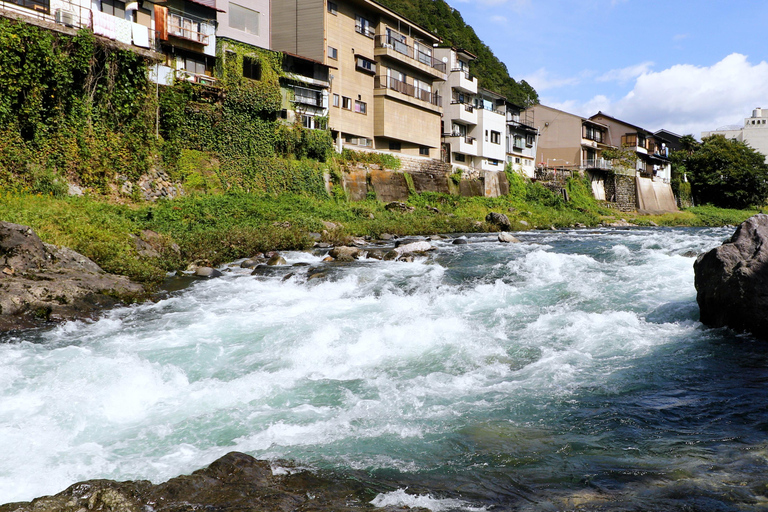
[375,0,538,106]
[684,135,768,209]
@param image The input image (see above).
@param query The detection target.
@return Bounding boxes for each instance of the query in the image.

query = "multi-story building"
[280,53,331,130]
[525,104,612,174]
[505,102,538,178]
[271,0,446,158]
[435,47,479,169]
[474,88,507,172]
[589,112,671,183]
[702,107,768,163]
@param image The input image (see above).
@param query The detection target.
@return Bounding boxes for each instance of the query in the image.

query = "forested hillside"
[377,0,537,106]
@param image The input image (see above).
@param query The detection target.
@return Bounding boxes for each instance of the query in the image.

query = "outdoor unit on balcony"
[55,9,76,27]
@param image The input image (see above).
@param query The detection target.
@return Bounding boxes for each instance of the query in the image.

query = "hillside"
[376,0,538,106]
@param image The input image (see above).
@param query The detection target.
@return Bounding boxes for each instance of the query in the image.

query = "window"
[302,115,313,129]
[419,146,430,156]
[327,1,337,14]
[491,131,501,144]
[243,57,261,80]
[101,0,126,18]
[356,56,376,74]
[181,56,206,75]
[355,100,367,114]
[342,97,352,110]
[333,94,340,107]
[229,3,259,35]
[584,125,604,143]
[513,135,524,150]
[358,137,372,147]
[355,15,374,38]
[485,130,489,142]
[389,141,401,151]
[452,123,467,137]
[526,134,535,147]
[454,153,466,162]
[488,159,499,166]
[515,157,521,164]
[414,41,432,66]
[328,46,338,60]
[9,0,50,14]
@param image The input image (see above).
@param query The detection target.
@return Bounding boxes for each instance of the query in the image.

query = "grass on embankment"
[0,179,760,289]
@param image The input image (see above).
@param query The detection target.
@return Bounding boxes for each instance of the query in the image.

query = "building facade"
[271,0,446,158]
[505,102,538,178]
[215,0,268,50]
[702,108,768,163]
[435,47,478,169]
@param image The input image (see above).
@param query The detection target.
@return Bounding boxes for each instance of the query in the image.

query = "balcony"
[443,133,478,156]
[355,21,375,38]
[447,67,477,94]
[374,35,446,79]
[175,69,217,86]
[446,101,477,125]
[168,12,210,45]
[291,85,323,107]
[580,158,613,171]
[374,75,442,108]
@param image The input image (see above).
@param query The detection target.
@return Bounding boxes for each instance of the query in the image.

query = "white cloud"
[490,15,508,24]
[545,54,768,137]
[596,61,654,84]
[673,33,689,41]
[520,68,584,91]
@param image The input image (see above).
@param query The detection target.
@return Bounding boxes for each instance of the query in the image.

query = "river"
[2,227,767,510]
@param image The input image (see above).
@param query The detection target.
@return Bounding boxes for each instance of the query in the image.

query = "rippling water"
[2,227,768,510]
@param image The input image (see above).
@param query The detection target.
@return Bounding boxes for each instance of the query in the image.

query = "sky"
[445,0,768,138]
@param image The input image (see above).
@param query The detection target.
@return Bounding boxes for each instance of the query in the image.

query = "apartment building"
[505,102,538,178]
[435,47,479,169]
[280,53,331,130]
[702,107,768,163]
[474,88,507,172]
[271,0,446,158]
[590,112,671,183]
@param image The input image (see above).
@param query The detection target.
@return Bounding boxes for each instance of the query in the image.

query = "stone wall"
[604,174,636,212]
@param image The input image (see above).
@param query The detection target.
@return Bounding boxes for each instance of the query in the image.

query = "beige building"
[702,108,768,163]
[272,0,446,158]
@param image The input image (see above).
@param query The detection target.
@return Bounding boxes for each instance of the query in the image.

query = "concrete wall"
[636,177,678,214]
[527,104,583,167]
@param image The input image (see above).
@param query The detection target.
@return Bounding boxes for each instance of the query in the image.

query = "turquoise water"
[2,227,767,510]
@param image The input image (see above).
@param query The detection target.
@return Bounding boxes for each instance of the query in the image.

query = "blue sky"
[446,0,768,138]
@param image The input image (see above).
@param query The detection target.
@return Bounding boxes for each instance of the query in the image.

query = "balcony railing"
[581,158,613,170]
[451,68,475,81]
[374,35,447,73]
[168,12,210,45]
[445,133,475,145]
[292,85,323,107]
[175,69,217,86]
[375,75,441,107]
[451,101,474,113]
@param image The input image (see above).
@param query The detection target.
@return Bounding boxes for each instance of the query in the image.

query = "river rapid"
[2,227,768,511]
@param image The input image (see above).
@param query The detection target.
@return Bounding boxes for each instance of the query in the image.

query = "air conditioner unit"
[55,9,76,27]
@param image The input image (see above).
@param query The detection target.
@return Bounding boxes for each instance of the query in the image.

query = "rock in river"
[485,212,511,231]
[694,214,768,339]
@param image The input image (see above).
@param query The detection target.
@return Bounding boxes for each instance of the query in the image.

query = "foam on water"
[2,227,766,509]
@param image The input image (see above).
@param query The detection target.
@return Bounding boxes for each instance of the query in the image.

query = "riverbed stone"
[329,246,361,262]
[195,267,223,278]
[266,255,287,266]
[395,241,434,255]
[452,238,469,245]
[498,232,521,243]
[694,214,768,339]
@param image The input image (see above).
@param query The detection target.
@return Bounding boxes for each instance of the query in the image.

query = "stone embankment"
[0,222,145,332]
[694,214,768,339]
[0,452,429,512]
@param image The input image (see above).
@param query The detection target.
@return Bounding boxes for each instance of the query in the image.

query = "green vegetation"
[375,0,537,106]
[671,134,768,209]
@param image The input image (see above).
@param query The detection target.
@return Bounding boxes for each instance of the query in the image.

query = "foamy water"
[2,227,767,510]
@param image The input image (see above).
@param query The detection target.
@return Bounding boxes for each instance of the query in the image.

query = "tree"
[685,135,768,209]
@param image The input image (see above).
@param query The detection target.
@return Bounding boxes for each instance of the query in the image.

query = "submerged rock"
[266,255,287,266]
[694,214,768,339]
[0,452,429,512]
[452,238,469,245]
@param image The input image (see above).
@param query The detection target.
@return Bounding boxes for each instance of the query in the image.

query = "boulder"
[0,222,145,331]
[452,238,469,245]
[485,212,511,231]
[498,232,521,243]
[195,267,223,278]
[329,246,361,262]
[694,214,768,339]
[266,255,287,266]
[395,241,434,255]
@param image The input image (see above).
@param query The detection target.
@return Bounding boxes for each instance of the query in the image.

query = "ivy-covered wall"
[0,18,156,194]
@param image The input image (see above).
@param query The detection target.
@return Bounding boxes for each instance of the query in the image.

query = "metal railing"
[355,21,375,38]
[451,67,475,81]
[1,0,91,29]
[374,35,446,73]
[168,12,209,45]
[375,75,442,107]
[175,69,217,86]
[292,85,322,107]
[451,101,475,113]
[581,158,613,170]
[445,133,475,145]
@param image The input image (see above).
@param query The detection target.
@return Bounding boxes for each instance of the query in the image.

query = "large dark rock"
[694,214,768,339]
[0,452,428,512]
[485,212,511,231]
[0,221,145,331]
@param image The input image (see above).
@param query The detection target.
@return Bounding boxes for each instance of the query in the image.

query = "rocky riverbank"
[0,452,428,512]
[0,222,146,333]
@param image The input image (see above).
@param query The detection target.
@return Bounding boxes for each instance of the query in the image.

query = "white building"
[702,108,768,163]
[474,88,507,172]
